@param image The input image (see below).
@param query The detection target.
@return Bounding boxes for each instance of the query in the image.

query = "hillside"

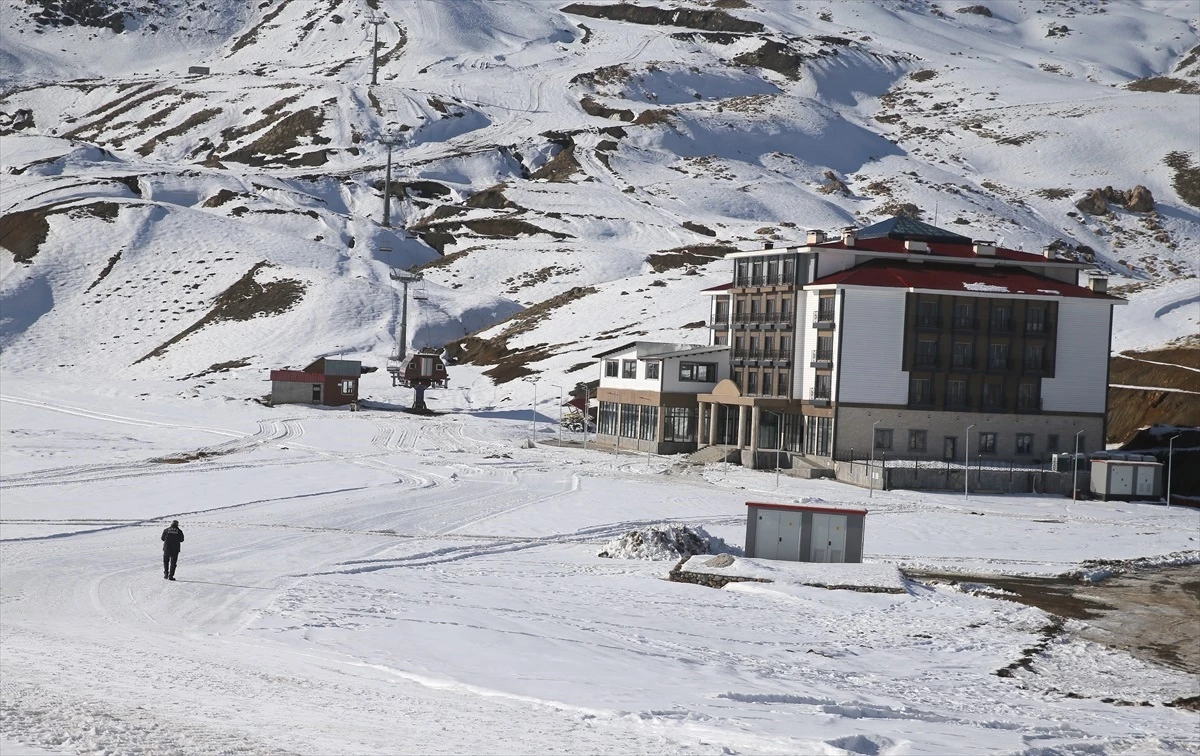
[1,0,1198,411]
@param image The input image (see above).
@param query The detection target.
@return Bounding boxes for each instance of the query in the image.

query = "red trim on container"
[270,370,323,383]
[746,501,868,516]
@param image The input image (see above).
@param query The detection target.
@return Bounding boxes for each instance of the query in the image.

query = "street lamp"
[1167,433,1180,507]
[550,385,564,446]
[964,424,976,500]
[869,419,881,498]
[523,377,539,438]
[764,409,784,489]
[723,403,731,475]
[1072,429,1085,502]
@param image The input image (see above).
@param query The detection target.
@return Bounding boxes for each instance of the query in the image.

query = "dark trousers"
[163,550,178,577]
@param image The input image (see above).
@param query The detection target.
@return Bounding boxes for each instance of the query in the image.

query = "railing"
[982,397,1006,411]
[810,349,833,367]
[951,356,975,369]
[916,316,941,329]
[809,386,831,406]
[1024,319,1053,335]
[953,316,978,330]
[990,318,1013,333]
[946,394,971,409]
[987,358,1011,371]
[914,353,939,368]
[813,311,836,328]
[1017,396,1043,413]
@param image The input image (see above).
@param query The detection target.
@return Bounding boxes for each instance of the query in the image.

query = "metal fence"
[833,452,1091,496]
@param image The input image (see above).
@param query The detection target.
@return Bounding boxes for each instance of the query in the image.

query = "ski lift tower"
[387,268,423,385]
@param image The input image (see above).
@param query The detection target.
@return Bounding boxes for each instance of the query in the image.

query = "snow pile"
[678,556,908,592]
[597,523,734,560]
[1068,549,1200,583]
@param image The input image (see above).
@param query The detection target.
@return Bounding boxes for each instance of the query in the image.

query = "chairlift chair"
[412,280,429,301]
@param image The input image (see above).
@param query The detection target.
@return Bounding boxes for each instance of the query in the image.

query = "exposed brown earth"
[1107,347,1200,445]
[136,262,305,364]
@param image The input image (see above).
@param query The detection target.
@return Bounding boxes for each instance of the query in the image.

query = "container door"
[1135,466,1155,497]
[827,515,848,563]
[754,510,779,560]
[1111,464,1134,495]
[778,511,801,561]
[311,384,322,403]
[810,514,830,562]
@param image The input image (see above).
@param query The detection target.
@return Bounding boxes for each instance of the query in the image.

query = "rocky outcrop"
[1074,185,1155,215]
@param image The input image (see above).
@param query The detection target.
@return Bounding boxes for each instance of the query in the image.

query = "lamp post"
[965,424,975,500]
[550,385,564,446]
[1072,429,1085,502]
[523,377,539,438]
[869,419,881,498]
[1167,434,1180,507]
[576,382,590,450]
[723,403,731,475]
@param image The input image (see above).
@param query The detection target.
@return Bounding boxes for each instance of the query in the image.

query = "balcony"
[708,316,729,329]
[987,358,1011,372]
[914,354,940,369]
[1024,319,1053,335]
[916,316,942,330]
[809,386,831,407]
[810,349,834,368]
[951,356,976,370]
[813,311,836,330]
[989,319,1013,334]
[952,316,979,331]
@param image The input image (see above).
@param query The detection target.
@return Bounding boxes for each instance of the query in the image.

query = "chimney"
[841,227,856,248]
[973,240,996,256]
[905,240,930,253]
[806,229,827,245]
[1042,245,1055,259]
[1087,275,1108,294]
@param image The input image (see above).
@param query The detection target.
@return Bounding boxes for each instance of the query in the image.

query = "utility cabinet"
[1090,458,1162,502]
[745,502,867,563]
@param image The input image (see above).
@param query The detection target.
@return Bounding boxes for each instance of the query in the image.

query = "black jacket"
[161,525,184,553]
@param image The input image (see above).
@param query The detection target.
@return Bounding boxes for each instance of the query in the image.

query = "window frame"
[978,432,997,454]
[621,359,637,379]
[679,361,717,383]
[908,429,927,452]
[1015,433,1034,455]
[874,428,893,451]
[644,361,660,381]
[604,360,618,378]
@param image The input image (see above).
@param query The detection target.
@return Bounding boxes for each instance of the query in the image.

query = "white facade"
[835,287,908,406]
[1041,299,1114,414]
[596,343,728,395]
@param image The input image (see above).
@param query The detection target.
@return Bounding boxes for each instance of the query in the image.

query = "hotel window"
[732,369,743,388]
[982,380,1005,409]
[598,401,618,435]
[776,372,789,397]
[763,335,774,356]
[947,379,968,407]
[619,404,638,438]
[952,341,973,368]
[679,362,716,382]
[747,372,758,395]
[1025,306,1046,334]
[991,304,1012,332]
[817,296,836,322]
[621,359,637,379]
[645,362,660,380]
[917,299,939,327]
[908,430,927,452]
[605,360,618,377]
[751,260,763,285]
[340,380,356,395]
[1024,343,1044,371]
[916,339,938,367]
[1017,381,1040,410]
[779,335,791,356]
[814,374,832,399]
[780,298,791,317]
[874,428,893,451]
[909,377,933,405]
[1015,433,1034,454]
[979,432,997,453]
[954,302,975,329]
[1047,434,1059,452]
[638,405,658,441]
[662,407,697,443]
[988,343,1010,370]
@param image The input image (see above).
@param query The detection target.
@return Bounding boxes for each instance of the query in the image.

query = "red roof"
[813,237,1065,265]
[805,259,1120,300]
[270,370,324,383]
[700,282,733,293]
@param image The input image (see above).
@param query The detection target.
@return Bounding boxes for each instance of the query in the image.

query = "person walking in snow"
[161,520,184,580]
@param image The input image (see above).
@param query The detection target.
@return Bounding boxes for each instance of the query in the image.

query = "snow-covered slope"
[2,0,1198,404]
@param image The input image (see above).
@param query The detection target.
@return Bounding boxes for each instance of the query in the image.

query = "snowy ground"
[2,374,1198,755]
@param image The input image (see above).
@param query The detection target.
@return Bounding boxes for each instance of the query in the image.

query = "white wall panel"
[836,288,908,405]
[1041,300,1112,413]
